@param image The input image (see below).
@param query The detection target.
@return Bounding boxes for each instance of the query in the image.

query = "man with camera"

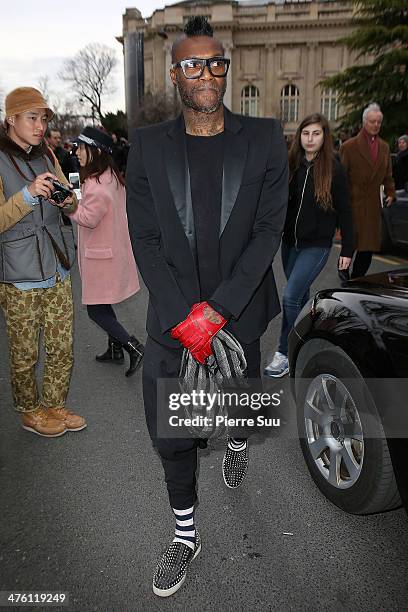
[0,86,86,437]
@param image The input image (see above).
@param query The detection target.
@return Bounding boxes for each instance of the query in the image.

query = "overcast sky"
[0,0,180,114]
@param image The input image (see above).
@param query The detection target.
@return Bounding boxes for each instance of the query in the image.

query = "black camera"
[46,178,73,204]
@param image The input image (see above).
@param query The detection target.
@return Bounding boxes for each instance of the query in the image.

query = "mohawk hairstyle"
[171,16,217,62]
[183,15,213,37]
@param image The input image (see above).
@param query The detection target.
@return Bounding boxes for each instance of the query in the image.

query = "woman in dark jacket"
[393,135,408,190]
[265,113,353,377]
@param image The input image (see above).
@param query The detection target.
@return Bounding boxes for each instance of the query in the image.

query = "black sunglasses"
[172,56,230,79]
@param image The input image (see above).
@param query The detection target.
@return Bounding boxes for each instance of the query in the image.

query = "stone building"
[118,0,366,134]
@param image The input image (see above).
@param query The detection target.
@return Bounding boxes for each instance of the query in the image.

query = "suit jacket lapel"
[164,115,196,258]
[373,138,386,174]
[220,108,248,236]
[357,130,374,168]
[164,109,248,244]
[356,130,388,179]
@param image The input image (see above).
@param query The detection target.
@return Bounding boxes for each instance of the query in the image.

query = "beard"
[177,77,227,114]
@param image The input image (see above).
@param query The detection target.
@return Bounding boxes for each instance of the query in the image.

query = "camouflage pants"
[0,276,73,413]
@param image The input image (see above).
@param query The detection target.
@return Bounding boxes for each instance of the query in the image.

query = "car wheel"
[296,345,401,514]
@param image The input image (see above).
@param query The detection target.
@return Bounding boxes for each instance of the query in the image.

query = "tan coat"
[0,147,77,307]
[340,130,395,252]
[0,153,77,233]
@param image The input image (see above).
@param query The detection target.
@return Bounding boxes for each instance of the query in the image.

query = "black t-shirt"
[186,132,225,301]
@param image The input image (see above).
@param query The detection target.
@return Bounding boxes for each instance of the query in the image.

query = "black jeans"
[142,336,261,509]
[351,251,373,278]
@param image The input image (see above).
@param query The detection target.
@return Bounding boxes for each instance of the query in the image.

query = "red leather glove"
[171,301,227,364]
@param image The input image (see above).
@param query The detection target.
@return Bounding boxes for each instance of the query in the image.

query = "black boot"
[123,336,144,377]
[96,336,124,364]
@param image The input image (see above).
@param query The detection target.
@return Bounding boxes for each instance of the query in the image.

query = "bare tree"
[37,75,51,100]
[49,101,85,140]
[59,43,118,124]
[35,74,84,138]
[134,89,180,128]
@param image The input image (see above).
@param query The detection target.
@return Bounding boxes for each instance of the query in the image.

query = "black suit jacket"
[126,107,288,348]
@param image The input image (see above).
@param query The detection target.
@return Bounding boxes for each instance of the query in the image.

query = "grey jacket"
[0,138,76,283]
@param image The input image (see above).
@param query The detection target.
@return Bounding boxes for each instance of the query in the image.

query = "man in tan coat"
[0,87,86,437]
[340,103,395,277]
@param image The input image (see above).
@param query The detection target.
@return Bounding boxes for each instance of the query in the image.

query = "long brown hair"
[80,144,125,187]
[288,113,334,210]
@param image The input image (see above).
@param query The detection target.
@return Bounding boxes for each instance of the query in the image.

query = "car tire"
[296,345,401,514]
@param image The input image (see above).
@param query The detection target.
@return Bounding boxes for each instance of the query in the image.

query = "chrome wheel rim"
[303,374,364,489]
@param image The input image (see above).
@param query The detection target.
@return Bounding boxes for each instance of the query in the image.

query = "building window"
[280,84,299,123]
[240,85,259,117]
[183,14,211,25]
[321,89,338,121]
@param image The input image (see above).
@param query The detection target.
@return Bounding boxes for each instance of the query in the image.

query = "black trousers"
[142,335,261,509]
[351,251,373,278]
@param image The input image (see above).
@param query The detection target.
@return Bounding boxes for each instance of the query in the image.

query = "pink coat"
[69,169,139,305]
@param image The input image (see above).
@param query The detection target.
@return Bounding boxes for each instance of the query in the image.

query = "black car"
[288,269,408,515]
[381,188,408,252]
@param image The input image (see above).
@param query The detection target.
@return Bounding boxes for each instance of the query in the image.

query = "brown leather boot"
[21,407,67,437]
[47,407,87,432]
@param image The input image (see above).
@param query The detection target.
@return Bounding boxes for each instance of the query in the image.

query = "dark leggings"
[351,251,373,278]
[87,304,131,346]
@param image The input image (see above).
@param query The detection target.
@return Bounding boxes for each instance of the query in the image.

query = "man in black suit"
[126,16,288,597]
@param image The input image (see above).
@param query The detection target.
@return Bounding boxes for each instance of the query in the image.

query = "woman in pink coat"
[68,126,143,376]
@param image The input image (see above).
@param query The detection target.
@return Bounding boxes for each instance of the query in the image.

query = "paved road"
[1,247,407,612]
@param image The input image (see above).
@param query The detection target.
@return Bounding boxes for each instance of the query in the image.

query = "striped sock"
[228,437,247,452]
[172,506,196,551]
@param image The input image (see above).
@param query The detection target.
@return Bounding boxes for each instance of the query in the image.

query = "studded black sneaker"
[222,439,249,489]
[152,531,201,597]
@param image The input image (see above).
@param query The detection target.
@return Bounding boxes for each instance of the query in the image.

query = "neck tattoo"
[184,107,224,137]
